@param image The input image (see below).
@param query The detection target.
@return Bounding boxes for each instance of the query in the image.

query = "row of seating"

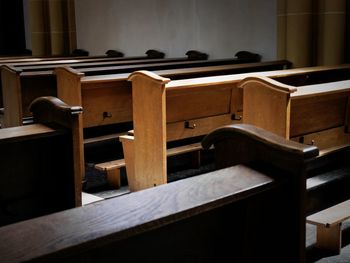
[0,52,349,261]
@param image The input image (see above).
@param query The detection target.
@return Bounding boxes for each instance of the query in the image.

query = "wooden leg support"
[120,135,136,191]
[316,223,342,254]
[106,168,121,189]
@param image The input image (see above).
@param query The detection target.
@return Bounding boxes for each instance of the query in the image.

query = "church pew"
[239,76,350,151]
[54,60,290,188]
[2,52,256,128]
[0,123,317,263]
[56,60,290,130]
[0,96,83,227]
[204,124,350,256]
[120,64,350,191]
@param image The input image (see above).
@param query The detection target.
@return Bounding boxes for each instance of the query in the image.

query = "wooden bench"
[0,123,317,263]
[239,74,350,151]
[119,64,350,191]
[307,199,350,254]
[1,52,253,128]
[0,96,83,226]
[201,123,350,261]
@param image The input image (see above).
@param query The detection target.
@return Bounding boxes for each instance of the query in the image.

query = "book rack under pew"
[0,123,317,263]
[0,96,83,227]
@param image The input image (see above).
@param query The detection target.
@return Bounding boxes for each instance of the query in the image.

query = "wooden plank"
[0,164,275,263]
[307,199,350,227]
[0,124,57,143]
[129,71,170,190]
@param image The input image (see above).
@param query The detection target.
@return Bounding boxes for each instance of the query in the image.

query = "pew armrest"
[29,96,82,128]
[202,123,319,159]
[202,124,319,172]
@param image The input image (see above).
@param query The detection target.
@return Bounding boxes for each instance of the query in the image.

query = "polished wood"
[122,64,350,191]
[240,75,350,151]
[0,123,318,263]
[1,54,263,128]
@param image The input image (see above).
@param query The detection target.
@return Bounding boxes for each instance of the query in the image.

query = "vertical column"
[29,0,49,56]
[316,0,346,65]
[285,0,313,67]
[277,0,287,60]
[29,0,76,56]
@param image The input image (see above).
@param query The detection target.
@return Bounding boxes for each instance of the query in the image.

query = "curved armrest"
[30,96,82,128]
[202,124,318,159]
[202,124,318,172]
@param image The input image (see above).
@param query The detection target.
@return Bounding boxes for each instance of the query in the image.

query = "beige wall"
[74,0,277,60]
[278,0,346,67]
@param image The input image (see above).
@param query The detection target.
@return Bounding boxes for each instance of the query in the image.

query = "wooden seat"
[307,199,350,254]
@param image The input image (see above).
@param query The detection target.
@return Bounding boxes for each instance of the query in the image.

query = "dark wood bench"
[206,123,350,256]
[0,96,83,227]
[0,123,317,263]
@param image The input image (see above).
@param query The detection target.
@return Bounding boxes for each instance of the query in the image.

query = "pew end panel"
[126,71,170,191]
[239,76,297,139]
[201,123,320,263]
[0,97,83,226]
[30,96,84,207]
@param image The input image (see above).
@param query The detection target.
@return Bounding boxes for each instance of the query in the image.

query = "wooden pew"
[54,60,290,188]
[119,64,350,191]
[239,75,350,151]
[2,53,256,128]
[204,124,350,256]
[0,124,317,263]
[0,96,83,227]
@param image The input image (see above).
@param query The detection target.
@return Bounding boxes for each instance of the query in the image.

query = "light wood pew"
[2,54,254,128]
[239,75,350,151]
[56,60,288,188]
[119,64,350,191]
[0,123,317,263]
[0,96,83,227]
